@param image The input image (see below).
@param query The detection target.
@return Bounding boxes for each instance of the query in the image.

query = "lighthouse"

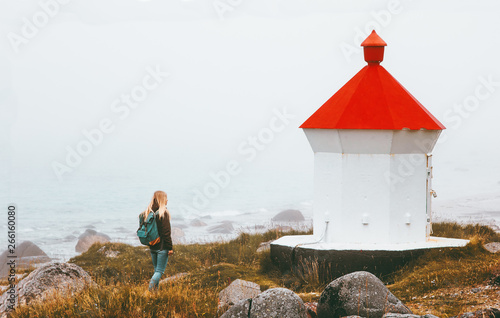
[301,30,444,245]
[271,31,468,280]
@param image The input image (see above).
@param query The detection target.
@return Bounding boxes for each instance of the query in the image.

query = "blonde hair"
[141,191,170,221]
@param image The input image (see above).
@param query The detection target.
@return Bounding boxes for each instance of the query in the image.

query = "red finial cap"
[361,30,387,65]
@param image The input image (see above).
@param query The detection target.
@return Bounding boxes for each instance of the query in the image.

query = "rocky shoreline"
[217,271,500,318]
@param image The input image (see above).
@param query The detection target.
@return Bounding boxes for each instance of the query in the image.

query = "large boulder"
[0,262,94,314]
[219,279,261,308]
[251,288,308,318]
[221,287,307,318]
[317,271,411,318]
[0,241,51,278]
[272,209,305,222]
[75,229,110,253]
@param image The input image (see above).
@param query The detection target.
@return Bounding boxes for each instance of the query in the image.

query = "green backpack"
[137,211,161,246]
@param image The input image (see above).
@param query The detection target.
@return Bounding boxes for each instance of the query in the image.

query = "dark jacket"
[150,210,173,251]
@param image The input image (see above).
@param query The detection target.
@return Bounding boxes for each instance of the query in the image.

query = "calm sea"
[1,167,314,262]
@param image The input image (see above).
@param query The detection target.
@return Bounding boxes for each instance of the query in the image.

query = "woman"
[140,190,174,291]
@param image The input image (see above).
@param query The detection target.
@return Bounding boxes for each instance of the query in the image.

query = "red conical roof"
[300,32,445,130]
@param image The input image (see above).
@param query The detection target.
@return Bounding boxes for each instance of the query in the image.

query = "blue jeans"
[149,249,169,291]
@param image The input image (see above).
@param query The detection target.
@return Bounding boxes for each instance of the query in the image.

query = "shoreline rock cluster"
[218,272,500,318]
[219,271,412,318]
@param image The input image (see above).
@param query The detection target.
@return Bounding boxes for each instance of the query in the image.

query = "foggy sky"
[1,0,500,206]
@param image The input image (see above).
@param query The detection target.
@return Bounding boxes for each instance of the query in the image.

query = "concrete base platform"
[270,235,469,283]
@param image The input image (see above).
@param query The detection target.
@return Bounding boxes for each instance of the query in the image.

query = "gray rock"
[209,222,234,234]
[220,288,307,318]
[75,236,110,253]
[272,209,305,222]
[317,271,411,318]
[0,241,51,278]
[219,279,261,308]
[0,262,95,314]
[451,308,500,318]
[190,219,207,227]
[220,299,251,318]
[484,242,500,253]
[250,288,307,318]
[75,229,111,253]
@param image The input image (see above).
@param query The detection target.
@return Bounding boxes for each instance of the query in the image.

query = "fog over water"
[1,1,499,260]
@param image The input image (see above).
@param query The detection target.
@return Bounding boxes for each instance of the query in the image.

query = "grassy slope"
[388,223,500,316]
[7,223,500,318]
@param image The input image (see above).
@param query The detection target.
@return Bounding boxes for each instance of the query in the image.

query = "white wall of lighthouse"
[305,129,441,244]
